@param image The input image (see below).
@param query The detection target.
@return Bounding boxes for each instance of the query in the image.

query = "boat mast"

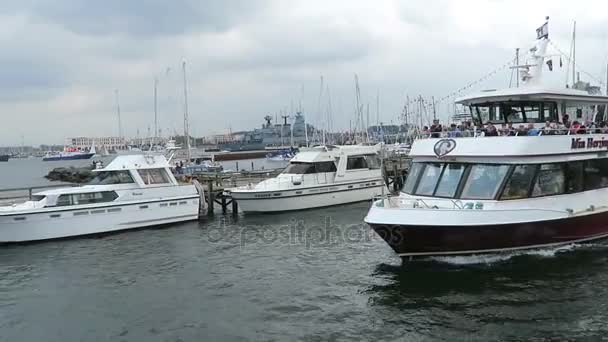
[154,78,158,145]
[318,76,324,145]
[301,84,309,147]
[572,20,576,87]
[114,89,123,142]
[515,48,520,87]
[182,61,191,163]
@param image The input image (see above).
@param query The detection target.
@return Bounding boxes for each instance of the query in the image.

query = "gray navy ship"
[219,112,311,151]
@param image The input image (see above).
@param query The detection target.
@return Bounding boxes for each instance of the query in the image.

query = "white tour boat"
[0,154,202,243]
[228,145,385,212]
[365,19,608,257]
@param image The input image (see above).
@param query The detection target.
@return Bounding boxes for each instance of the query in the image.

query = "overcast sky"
[1,0,607,145]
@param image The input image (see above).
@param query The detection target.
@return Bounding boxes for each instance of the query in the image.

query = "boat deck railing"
[0,184,78,206]
[417,128,608,139]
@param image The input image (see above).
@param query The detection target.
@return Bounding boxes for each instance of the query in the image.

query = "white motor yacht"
[0,154,202,243]
[365,19,608,258]
[228,145,386,213]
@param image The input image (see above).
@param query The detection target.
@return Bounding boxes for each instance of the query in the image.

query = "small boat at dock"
[227,144,386,213]
[0,155,8,162]
[0,154,202,243]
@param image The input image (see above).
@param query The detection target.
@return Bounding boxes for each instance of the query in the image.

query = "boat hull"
[43,153,95,161]
[232,184,384,213]
[367,211,608,257]
[0,196,200,243]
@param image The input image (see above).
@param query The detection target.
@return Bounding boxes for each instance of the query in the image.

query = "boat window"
[584,158,608,190]
[54,191,119,206]
[566,161,585,193]
[56,194,73,206]
[522,104,541,122]
[434,164,466,198]
[414,163,442,196]
[314,161,337,173]
[403,162,424,194]
[90,171,135,185]
[542,102,558,122]
[500,165,537,200]
[364,154,381,169]
[31,195,46,202]
[138,169,171,185]
[73,191,119,205]
[461,164,509,199]
[283,162,316,174]
[504,105,524,123]
[532,164,565,197]
[347,156,368,170]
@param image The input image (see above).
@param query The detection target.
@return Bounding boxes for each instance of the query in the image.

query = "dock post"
[207,180,215,215]
[28,188,33,200]
[251,161,254,170]
[232,198,238,216]
[392,163,399,193]
[236,161,239,171]
[221,196,227,214]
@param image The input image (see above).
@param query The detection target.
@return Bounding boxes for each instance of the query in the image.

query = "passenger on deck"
[507,122,516,136]
[570,121,583,134]
[484,123,499,136]
[517,124,528,136]
[527,122,540,136]
[562,114,571,128]
[599,121,608,134]
[447,124,462,138]
[430,120,442,138]
[499,123,509,136]
[420,126,431,138]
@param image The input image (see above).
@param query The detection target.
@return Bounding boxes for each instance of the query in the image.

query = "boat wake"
[424,243,608,266]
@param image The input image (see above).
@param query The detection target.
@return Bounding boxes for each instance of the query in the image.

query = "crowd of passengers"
[421,114,608,138]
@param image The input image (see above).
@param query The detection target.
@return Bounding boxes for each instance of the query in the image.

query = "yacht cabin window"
[346,154,380,170]
[472,102,558,124]
[31,195,46,202]
[460,165,509,200]
[500,164,536,200]
[55,191,119,207]
[283,162,337,174]
[89,171,135,185]
[138,168,171,185]
[404,159,608,200]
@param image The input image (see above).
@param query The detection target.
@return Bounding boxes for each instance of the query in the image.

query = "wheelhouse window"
[460,164,509,200]
[414,163,442,196]
[347,156,368,170]
[500,165,536,200]
[31,195,46,202]
[284,162,316,174]
[434,164,466,198]
[54,191,119,207]
[363,154,381,170]
[532,164,565,197]
[89,171,134,185]
[403,162,424,194]
[314,161,337,173]
[472,102,558,124]
[566,161,584,193]
[584,159,608,190]
[138,169,171,185]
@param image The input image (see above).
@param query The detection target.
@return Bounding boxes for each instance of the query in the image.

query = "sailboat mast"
[572,21,576,86]
[301,84,309,147]
[114,89,123,141]
[182,61,191,163]
[154,78,158,144]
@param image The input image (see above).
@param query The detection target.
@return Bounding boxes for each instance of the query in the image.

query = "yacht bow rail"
[0,184,79,205]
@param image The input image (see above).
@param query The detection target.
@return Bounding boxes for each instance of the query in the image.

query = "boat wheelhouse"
[0,154,202,243]
[228,145,385,213]
[365,18,608,257]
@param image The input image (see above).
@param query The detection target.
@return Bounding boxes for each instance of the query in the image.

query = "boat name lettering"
[571,137,608,150]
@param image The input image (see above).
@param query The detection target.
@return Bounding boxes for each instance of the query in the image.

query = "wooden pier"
[381,154,411,194]
[183,168,283,217]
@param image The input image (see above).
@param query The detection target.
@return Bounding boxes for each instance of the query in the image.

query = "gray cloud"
[24,0,271,37]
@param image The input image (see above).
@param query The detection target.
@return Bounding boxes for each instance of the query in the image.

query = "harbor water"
[2,158,608,341]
